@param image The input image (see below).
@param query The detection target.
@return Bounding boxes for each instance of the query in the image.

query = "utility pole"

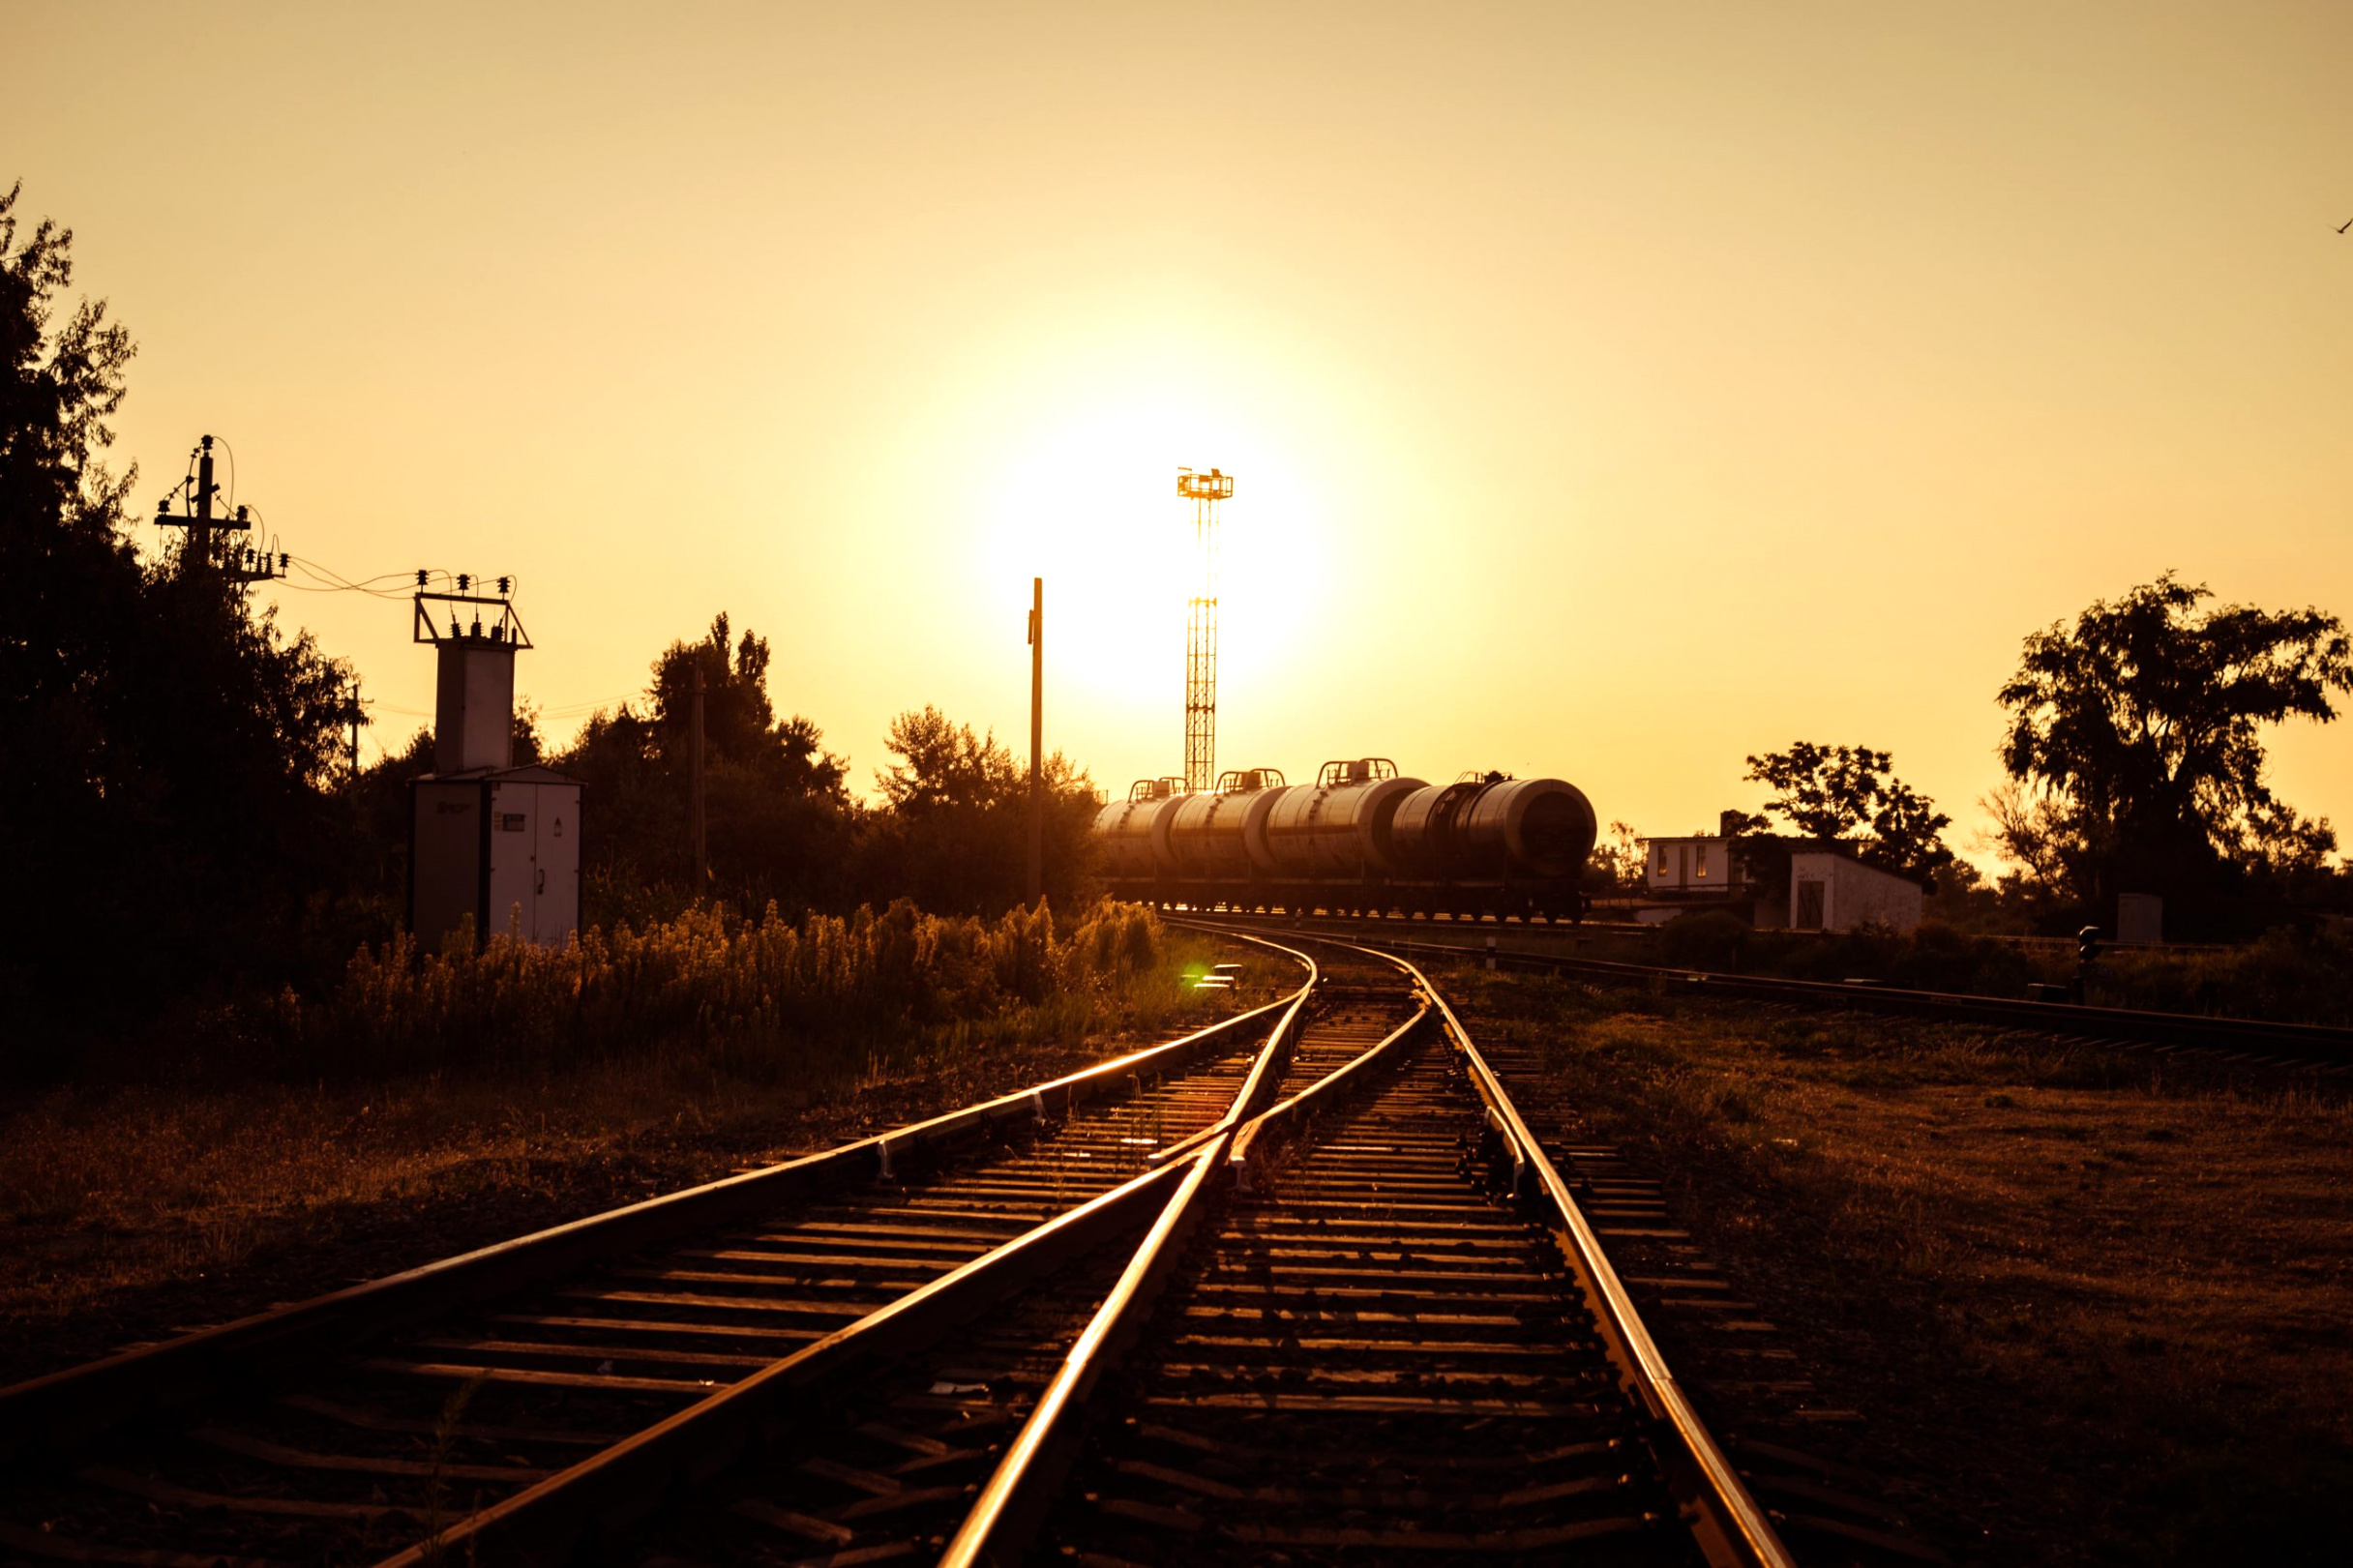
[154,433,286,586]
[345,679,367,779]
[191,435,217,573]
[690,665,707,894]
[1028,577,1044,906]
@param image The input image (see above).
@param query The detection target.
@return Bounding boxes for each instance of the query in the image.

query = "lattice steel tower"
[1176,466,1233,793]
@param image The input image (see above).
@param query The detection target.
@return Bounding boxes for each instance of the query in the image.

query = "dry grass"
[0,916,1286,1388]
[1452,969,2353,1566]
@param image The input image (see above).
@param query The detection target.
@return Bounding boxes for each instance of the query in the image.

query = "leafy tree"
[1585,819,1648,891]
[0,182,355,1059]
[553,613,853,921]
[1727,741,1955,893]
[1993,574,2348,921]
[861,704,1100,913]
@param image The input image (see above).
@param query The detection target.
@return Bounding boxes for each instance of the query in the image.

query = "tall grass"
[1648,913,2353,1025]
[215,899,1188,1081]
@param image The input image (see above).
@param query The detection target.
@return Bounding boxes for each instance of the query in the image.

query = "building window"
[1693,844,1710,879]
[1655,845,1672,874]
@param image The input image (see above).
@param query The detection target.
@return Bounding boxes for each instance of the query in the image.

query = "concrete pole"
[691,665,707,893]
[192,435,216,575]
[1028,577,1043,907]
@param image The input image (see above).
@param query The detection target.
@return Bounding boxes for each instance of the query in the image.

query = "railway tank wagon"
[1097,756,1597,920]
[1091,777,1191,882]
[1165,768,1289,881]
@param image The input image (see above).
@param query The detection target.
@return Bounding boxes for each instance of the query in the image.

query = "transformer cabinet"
[412,765,582,951]
[405,578,582,952]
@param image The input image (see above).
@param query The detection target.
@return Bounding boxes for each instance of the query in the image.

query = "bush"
[199,899,1192,1082]
[1658,911,1754,971]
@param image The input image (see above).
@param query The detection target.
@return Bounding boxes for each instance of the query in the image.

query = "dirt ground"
[1448,967,2353,1567]
[0,1005,1246,1391]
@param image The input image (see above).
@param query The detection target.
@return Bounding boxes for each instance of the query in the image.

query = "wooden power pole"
[1027,577,1044,906]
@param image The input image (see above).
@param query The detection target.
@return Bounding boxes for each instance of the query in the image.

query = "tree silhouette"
[1994,574,2348,919]
[1,182,353,1064]
[1726,742,1955,894]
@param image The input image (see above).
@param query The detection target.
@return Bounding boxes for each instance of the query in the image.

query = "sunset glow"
[12,2,2350,850]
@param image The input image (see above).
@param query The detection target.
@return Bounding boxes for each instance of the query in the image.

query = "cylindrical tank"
[1458,777,1596,879]
[1262,759,1426,880]
[1166,773,1289,880]
[1092,786,1188,880]
[1388,781,1464,878]
[1392,774,1597,882]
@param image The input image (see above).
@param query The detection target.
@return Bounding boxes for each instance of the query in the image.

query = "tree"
[1586,820,1648,891]
[554,612,853,920]
[0,182,355,1059]
[1993,574,2348,920]
[1728,742,1955,892]
[861,705,1099,913]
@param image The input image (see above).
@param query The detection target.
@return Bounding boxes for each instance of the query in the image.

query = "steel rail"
[375,1154,1203,1567]
[369,955,1325,1565]
[1374,936,1798,1568]
[0,990,1303,1463]
[1159,923,1796,1568]
[1208,911,2353,1061]
[1144,925,1321,1167]
[939,991,1435,1567]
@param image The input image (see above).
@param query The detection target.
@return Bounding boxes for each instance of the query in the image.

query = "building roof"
[412,763,583,785]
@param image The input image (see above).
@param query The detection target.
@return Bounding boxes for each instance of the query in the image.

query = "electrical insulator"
[458,573,470,591]
[470,617,483,637]
[497,577,510,595]
[280,553,289,569]
[416,569,428,586]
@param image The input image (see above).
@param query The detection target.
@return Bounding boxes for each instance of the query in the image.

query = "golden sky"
[12,2,2351,864]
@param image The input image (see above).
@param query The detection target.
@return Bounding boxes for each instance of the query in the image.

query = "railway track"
[0,986,1308,1567]
[1191,909,2353,1068]
[1,934,1798,1567]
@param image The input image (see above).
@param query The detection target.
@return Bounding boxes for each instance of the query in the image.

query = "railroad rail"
[924,928,1791,1567]
[0,979,1313,1565]
[1192,908,2353,1067]
[1,932,1800,1566]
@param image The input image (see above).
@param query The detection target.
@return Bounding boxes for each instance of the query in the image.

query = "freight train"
[1091,757,1598,920]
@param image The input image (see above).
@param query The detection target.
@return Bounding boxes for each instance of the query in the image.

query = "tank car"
[1094,756,1596,921]
[1165,768,1288,881]
[1090,776,1190,881]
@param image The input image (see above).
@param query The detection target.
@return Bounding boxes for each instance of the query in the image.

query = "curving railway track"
[1188,908,2353,1069]
[0,932,1806,1567]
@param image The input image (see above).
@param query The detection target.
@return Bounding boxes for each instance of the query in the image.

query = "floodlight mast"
[1176,466,1233,795]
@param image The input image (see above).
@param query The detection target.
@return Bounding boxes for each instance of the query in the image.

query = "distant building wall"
[1645,836,1739,893]
[1788,851,1922,933]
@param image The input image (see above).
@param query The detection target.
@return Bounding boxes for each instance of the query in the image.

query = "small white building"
[1646,835,1739,894]
[1786,851,1922,933]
